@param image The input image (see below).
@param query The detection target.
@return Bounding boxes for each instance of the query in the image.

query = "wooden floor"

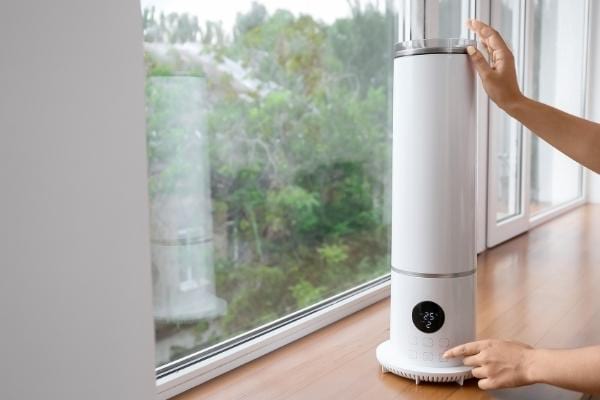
[177,205,600,400]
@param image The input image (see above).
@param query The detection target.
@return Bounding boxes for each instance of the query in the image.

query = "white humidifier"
[375,37,477,385]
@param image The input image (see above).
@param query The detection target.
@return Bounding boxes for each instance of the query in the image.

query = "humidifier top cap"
[394,38,476,58]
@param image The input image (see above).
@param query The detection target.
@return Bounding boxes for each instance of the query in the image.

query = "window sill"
[171,205,599,400]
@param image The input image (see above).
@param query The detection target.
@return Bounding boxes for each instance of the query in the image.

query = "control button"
[439,353,448,362]
[408,350,418,359]
[422,338,433,347]
[410,336,418,345]
[423,352,433,361]
[439,338,450,348]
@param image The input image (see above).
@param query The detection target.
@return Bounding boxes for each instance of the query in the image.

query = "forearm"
[505,96,600,174]
[528,346,600,393]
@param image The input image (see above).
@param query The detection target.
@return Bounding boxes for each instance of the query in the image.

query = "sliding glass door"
[527,0,587,220]
[487,0,589,246]
[487,0,529,246]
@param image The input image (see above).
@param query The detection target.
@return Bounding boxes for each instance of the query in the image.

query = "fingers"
[471,366,488,379]
[463,354,483,367]
[467,19,511,54]
[444,340,488,358]
[478,378,497,390]
[466,46,492,78]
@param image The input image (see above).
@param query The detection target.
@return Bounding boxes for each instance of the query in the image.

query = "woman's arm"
[466,19,600,174]
[444,339,600,393]
[531,346,600,393]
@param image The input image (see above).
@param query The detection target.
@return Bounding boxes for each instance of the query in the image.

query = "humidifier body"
[376,39,477,384]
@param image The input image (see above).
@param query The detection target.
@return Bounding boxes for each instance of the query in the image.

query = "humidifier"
[375,37,477,385]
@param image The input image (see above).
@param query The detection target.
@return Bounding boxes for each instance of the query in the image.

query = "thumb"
[467,45,492,79]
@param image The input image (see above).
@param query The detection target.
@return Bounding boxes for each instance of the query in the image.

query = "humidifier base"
[376,340,472,385]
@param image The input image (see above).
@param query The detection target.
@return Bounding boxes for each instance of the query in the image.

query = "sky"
[142,0,385,32]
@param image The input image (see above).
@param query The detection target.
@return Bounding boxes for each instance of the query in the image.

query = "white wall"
[0,1,157,399]
[587,0,600,203]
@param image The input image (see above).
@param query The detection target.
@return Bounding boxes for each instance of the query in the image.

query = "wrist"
[524,348,547,385]
[501,93,528,117]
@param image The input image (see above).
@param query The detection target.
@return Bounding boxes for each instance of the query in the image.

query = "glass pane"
[438,0,472,39]
[528,0,584,215]
[142,1,393,368]
[491,0,523,222]
[399,0,473,41]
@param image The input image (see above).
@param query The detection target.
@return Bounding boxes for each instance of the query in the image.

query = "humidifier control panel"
[411,301,445,333]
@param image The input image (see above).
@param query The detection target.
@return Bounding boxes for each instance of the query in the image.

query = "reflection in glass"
[529,0,584,214]
[146,77,227,364]
[142,1,393,367]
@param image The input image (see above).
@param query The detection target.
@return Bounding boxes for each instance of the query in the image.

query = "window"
[486,0,589,247]
[142,1,394,371]
[491,0,524,223]
[486,0,530,247]
[142,0,591,393]
[528,0,586,215]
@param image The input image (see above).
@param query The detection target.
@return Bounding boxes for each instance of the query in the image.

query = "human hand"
[443,339,536,390]
[465,19,524,112]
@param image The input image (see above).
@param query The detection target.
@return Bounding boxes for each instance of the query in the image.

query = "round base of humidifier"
[376,340,472,385]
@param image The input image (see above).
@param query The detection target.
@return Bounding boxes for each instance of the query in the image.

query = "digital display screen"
[412,301,445,333]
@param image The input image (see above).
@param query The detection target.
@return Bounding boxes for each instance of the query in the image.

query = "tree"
[143,1,392,364]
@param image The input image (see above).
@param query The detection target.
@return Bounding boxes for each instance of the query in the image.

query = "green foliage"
[144,2,393,362]
[194,320,209,337]
[143,7,200,43]
[327,2,394,94]
[216,263,290,333]
[266,186,319,236]
[234,2,268,37]
[318,243,349,266]
[291,280,324,308]
[298,162,381,238]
